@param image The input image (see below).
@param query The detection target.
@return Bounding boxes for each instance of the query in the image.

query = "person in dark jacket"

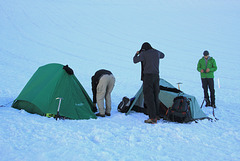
[91,69,115,117]
[133,42,165,124]
[197,50,217,108]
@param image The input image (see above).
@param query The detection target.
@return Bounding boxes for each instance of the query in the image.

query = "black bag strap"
[63,65,74,75]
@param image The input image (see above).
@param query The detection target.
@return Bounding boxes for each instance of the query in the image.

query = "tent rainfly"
[126,78,207,120]
[12,63,97,120]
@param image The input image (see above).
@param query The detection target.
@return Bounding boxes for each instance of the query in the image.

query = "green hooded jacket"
[197,56,217,78]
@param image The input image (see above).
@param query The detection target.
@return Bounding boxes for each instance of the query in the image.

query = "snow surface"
[0,0,240,161]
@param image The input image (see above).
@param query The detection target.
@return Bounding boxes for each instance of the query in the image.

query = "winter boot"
[144,118,157,124]
[105,112,111,116]
[211,104,216,108]
[96,113,105,117]
[205,100,211,107]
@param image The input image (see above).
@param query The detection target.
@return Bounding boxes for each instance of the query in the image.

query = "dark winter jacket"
[133,48,165,80]
[91,69,112,103]
[197,56,217,78]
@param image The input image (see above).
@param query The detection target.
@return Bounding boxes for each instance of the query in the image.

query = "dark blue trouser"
[143,74,160,119]
[201,78,215,105]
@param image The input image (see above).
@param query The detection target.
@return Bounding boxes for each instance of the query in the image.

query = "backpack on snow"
[165,96,192,123]
[118,97,133,113]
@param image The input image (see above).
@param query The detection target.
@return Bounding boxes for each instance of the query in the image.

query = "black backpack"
[117,97,131,113]
[165,96,192,123]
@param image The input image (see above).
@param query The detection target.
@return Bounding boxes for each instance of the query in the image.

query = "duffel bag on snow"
[165,96,192,123]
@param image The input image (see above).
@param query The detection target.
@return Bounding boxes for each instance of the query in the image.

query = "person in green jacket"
[197,50,217,108]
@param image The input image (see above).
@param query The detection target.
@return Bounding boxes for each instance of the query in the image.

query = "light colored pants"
[97,74,115,115]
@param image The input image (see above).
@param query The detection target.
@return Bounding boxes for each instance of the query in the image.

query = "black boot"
[211,103,216,108]
[205,100,211,107]
[96,113,105,117]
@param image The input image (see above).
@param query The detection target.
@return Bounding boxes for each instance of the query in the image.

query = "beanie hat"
[203,50,209,56]
[140,42,153,52]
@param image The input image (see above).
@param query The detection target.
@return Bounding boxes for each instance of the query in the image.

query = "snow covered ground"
[0,0,240,160]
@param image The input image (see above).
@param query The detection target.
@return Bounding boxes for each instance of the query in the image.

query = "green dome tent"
[12,63,97,120]
[126,78,207,120]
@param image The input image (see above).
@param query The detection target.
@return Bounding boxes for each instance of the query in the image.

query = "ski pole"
[218,78,221,89]
[56,97,63,120]
[200,98,205,108]
[212,106,219,121]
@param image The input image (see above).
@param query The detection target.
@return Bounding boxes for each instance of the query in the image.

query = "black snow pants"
[201,78,215,105]
[143,74,160,119]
